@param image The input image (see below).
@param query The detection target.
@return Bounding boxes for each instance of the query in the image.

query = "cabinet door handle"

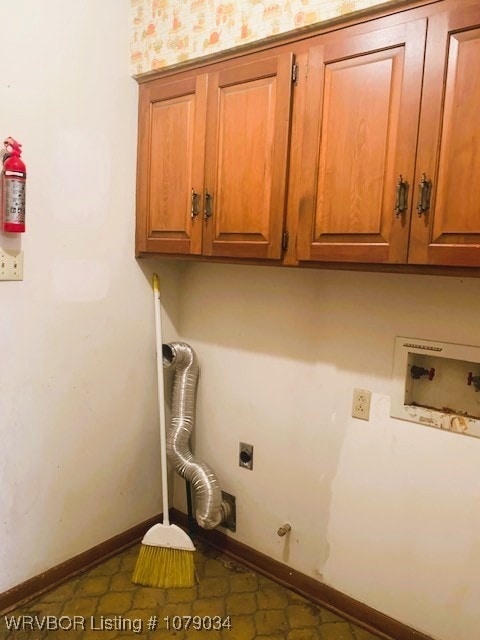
[416,173,432,216]
[394,175,409,218]
[191,189,200,219]
[204,189,213,219]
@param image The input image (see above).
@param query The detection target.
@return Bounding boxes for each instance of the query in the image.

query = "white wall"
[0,1,181,592]
[171,262,480,640]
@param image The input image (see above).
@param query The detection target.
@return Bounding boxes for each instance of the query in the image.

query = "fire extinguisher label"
[4,177,26,224]
[5,170,25,177]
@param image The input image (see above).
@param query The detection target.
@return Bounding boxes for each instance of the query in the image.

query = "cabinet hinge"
[292,63,299,85]
[282,230,290,251]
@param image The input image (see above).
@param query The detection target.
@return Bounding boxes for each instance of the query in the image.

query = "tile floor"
[1,541,381,640]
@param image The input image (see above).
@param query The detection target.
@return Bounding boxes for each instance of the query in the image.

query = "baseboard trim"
[171,508,433,640]
[0,513,161,615]
[1,509,434,640]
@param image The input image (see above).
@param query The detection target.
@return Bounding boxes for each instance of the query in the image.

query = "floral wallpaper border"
[130,0,397,76]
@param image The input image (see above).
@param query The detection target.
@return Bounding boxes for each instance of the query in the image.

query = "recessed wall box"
[391,337,480,439]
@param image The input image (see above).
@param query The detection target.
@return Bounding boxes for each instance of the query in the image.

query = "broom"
[132,274,195,588]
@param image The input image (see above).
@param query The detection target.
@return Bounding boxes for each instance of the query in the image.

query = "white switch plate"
[0,249,24,281]
[352,388,371,420]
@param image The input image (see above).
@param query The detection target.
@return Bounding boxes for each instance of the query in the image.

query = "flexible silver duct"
[162,342,228,530]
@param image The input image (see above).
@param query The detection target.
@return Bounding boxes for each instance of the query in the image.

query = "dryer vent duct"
[162,342,230,530]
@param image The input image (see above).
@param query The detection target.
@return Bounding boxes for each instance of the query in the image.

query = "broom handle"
[153,274,170,527]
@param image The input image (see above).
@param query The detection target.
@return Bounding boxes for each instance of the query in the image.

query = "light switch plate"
[0,249,23,281]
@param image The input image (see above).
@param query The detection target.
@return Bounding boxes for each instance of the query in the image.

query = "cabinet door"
[136,75,207,254]
[202,54,293,259]
[408,6,480,266]
[297,21,426,263]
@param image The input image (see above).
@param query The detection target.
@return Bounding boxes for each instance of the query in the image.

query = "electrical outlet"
[239,442,253,470]
[352,388,371,421]
[0,249,23,281]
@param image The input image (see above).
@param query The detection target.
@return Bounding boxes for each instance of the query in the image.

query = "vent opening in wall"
[391,337,480,439]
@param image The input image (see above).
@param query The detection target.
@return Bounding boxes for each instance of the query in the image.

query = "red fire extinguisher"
[2,137,26,233]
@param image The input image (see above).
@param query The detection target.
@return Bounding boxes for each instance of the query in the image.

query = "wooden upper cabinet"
[135,1,480,271]
[408,6,480,266]
[202,54,293,259]
[296,20,426,263]
[136,75,207,254]
[136,53,293,260]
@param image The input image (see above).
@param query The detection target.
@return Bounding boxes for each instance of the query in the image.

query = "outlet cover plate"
[239,442,253,470]
[0,249,23,281]
[352,388,371,420]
